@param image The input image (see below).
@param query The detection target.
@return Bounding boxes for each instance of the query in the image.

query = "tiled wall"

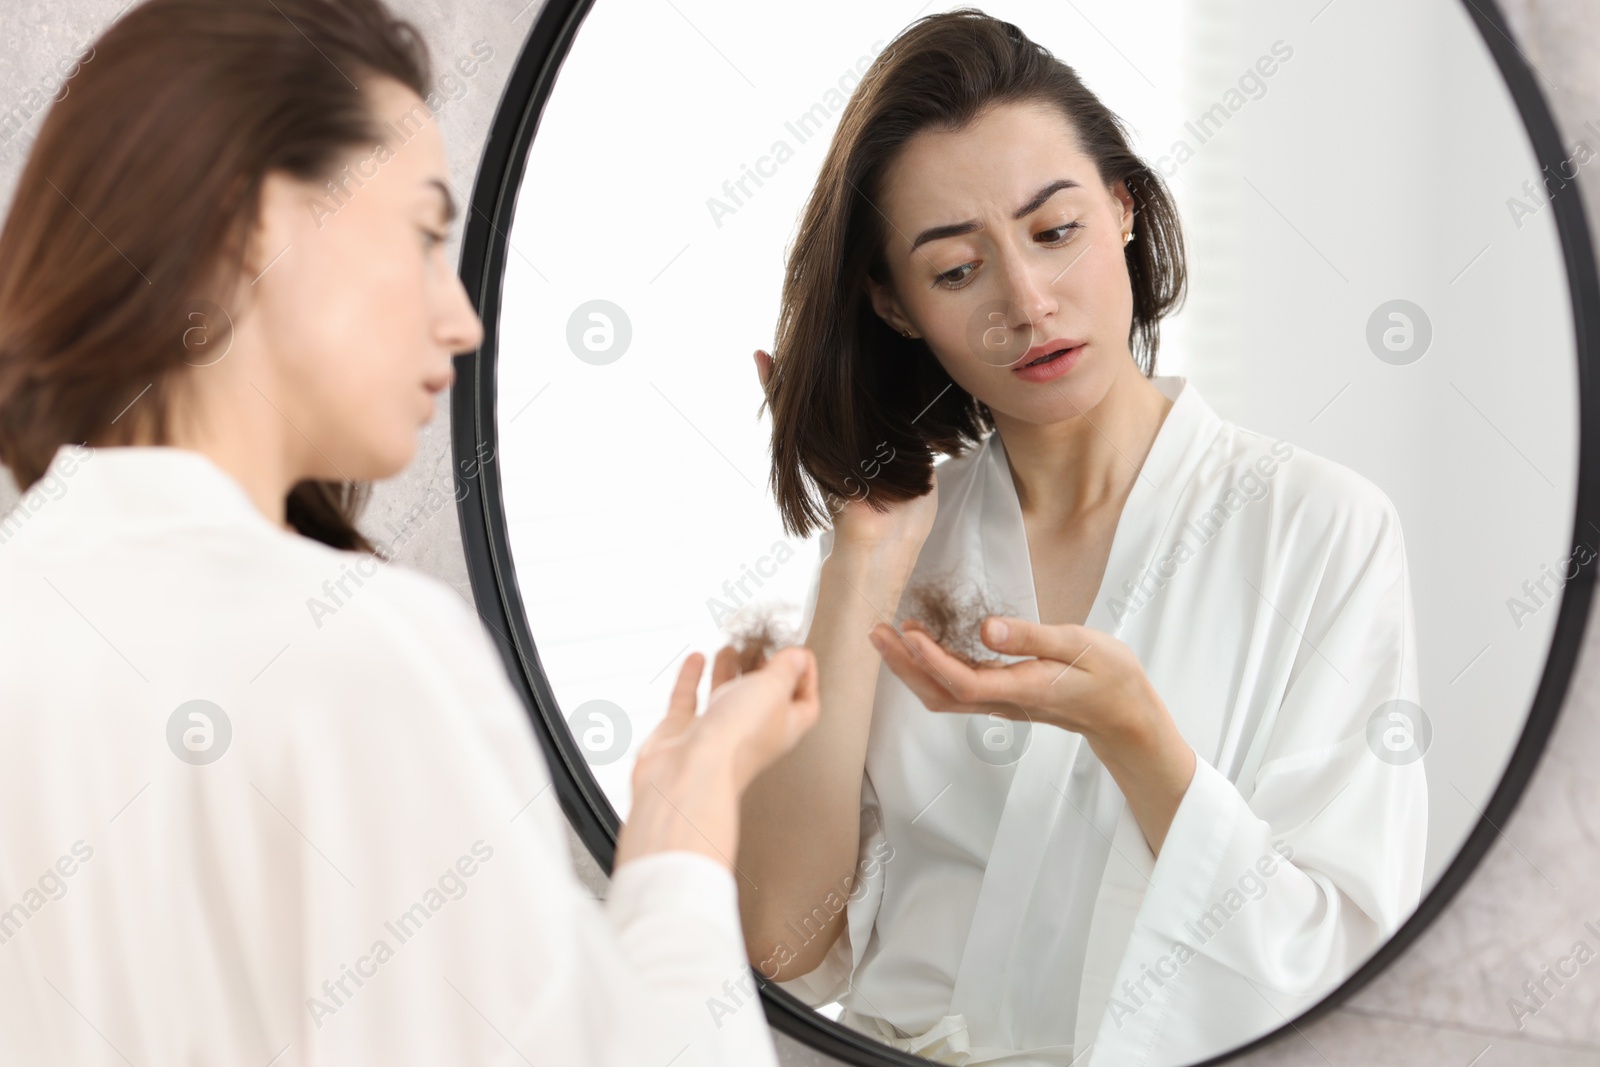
[1,1,1596,1063]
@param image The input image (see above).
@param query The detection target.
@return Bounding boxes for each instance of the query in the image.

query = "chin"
[1051,362,1116,411]
[345,433,417,483]
[374,443,417,481]
[988,376,1109,427]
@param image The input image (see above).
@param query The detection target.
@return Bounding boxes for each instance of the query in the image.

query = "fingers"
[768,646,820,737]
[727,646,820,737]
[760,644,815,697]
[695,647,820,783]
[870,623,977,712]
[981,615,1096,668]
[791,646,819,706]
[764,646,825,739]
[636,652,705,770]
[701,645,813,714]
[878,622,1050,715]
[660,651,704,732]
[711,643,740,691]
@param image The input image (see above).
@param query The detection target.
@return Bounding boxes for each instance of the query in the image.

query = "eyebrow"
[428,178,458,225]
[907,178,1082,257]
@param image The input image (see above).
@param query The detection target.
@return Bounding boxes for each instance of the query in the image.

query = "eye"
[1040,221,1083,245]
[421,227,448,250]
[932,222,1085,291]
[935,263,976,290]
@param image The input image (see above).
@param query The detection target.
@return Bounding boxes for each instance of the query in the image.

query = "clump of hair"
[721,602,801,674]
[897,573,1011,668]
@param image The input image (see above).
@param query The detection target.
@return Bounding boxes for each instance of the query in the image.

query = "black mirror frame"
[449,2,1600,1064]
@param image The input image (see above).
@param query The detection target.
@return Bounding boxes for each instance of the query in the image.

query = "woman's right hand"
[830,475,938,564]
[615,646,820,873]
[754,347,938,566]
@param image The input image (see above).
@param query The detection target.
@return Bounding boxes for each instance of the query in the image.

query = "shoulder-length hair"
[766,7,1187,538]
[0,0,437,554]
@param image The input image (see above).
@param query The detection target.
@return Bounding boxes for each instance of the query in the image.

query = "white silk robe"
[0,445,778,1067]
[780,374,1427,1067]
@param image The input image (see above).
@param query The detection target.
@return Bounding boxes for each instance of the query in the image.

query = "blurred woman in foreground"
[0,2,813,1064]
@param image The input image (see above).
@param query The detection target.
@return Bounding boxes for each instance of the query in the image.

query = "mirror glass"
[490,0,1579,1062]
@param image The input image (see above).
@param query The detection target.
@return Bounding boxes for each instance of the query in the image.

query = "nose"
[441,274,485,355]
[994,246,1057,337]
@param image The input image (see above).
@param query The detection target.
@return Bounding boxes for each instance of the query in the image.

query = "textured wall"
[1,1,1597,1064]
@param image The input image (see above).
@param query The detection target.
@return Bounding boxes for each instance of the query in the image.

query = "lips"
[1020,339,1085,367]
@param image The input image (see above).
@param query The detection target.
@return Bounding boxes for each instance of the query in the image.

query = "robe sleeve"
[1127,474,1427,1006]
[276,567,780,1067]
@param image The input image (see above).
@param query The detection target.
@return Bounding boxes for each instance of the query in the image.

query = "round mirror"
[453,1,1599,1063]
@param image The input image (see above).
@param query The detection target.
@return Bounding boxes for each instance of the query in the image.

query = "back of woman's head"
[0,0,434,552]
[766,7,1186,538]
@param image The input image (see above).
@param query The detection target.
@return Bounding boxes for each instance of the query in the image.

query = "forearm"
[735,547,913,973]
[1087,680,1197,857]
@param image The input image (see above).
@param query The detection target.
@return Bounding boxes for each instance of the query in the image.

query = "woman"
[0,2,817,1064]
[735,10,1426,1067]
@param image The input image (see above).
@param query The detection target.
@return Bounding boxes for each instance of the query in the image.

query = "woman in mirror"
[0,1,819,1063]
[735,9,1427,1065]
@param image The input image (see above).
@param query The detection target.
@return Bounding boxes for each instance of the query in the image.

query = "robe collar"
[15,444,279,538]
[973,373,1222,637]
[938,373,1228,1062]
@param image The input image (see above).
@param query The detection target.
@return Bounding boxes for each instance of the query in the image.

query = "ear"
[244,170,304,282]
[1110,178,1136,239]
[865,273,917,339]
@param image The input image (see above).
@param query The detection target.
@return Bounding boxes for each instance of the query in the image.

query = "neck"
[180,429,301,533]
[113,364,304,534]
[990,356,1174,526]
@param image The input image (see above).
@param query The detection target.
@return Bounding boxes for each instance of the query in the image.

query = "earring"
[1124,230,1135,245]
[901,328,913,338]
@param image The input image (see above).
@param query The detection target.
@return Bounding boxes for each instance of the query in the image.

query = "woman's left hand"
[867,615,1160,745]
[867,614,1199,854]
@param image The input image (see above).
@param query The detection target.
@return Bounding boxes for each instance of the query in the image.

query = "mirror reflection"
[493,1,1578,1063]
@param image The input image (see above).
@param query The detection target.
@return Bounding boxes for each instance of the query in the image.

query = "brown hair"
[722,574,1011,673]
[723,603,802,675]
[764,7,1187,538]
[898,573,1012,669]
[0,0,437,554]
